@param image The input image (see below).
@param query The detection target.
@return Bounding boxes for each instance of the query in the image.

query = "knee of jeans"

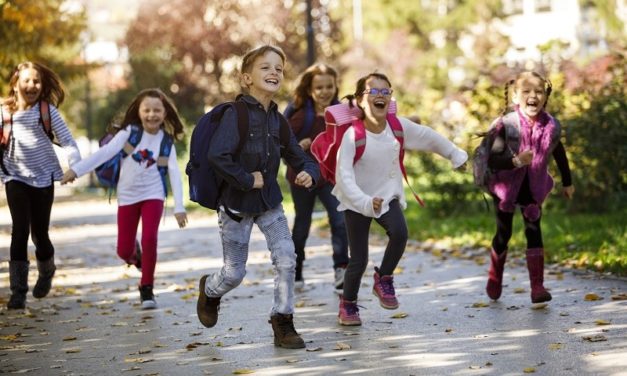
[222,265,247,289]
[272,242,296,270]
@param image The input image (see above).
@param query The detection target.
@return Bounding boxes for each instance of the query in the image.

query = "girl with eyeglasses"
[332,72,467,326]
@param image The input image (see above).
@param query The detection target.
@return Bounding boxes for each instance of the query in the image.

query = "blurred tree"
[0,0,87,95]
[93,0,341,129]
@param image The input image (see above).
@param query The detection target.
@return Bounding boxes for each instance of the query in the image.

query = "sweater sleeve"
[552,141,572,187]
[167,143,186,213]
[71,128,130,178]
[400,117,468,168]
[49,105,82,166]
[334,127,376,216]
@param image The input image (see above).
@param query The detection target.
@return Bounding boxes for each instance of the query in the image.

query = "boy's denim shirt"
[208,95,320,215]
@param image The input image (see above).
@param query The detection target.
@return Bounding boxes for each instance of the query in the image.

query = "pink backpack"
[310,101,424,206]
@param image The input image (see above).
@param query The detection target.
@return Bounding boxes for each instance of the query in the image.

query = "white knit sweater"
[332,116,467,218]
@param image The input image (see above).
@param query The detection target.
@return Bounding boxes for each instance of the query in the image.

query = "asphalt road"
[0,194,625,375]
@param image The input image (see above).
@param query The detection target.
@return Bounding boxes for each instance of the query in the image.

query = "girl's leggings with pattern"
[342,199,408,302]
[117,199,164,286]
[5,181,55,262]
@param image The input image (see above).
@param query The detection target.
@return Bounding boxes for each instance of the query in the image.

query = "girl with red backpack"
[61,88,188,309]
[1,62,82,310]
[332,73,467,326]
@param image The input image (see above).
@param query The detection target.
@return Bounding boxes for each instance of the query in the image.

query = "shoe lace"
[379,276,395,296]
[277,315,297,335]
[344,302,360,316]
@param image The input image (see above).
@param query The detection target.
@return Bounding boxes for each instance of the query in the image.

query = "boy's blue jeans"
[204,204,296,316]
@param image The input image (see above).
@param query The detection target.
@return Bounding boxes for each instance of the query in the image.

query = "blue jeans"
[290,183,349,269]
[204,204,296,315]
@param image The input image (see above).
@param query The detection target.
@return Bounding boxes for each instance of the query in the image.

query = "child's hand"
[252,171,264,189]
[563,185,575,199]
[61,169,77,185]
[174,212,188,228]
[294,171,313,188]
[299,137,312,151]
[372,197,383,215]
[517,150,533,166]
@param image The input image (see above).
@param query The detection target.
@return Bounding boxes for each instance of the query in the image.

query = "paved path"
[0,196,626,375]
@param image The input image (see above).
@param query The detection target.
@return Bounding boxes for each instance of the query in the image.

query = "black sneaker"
[139,285,156,310]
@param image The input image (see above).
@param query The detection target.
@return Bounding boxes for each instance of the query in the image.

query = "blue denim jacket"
[208,95,320,215]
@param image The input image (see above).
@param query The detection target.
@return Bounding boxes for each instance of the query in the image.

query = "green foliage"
[0,0,87,95]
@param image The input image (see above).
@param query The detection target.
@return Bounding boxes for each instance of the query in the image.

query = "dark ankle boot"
[7,260,29,309]
[526,248,552,303]
[269,313,305,349]
[197,275,220,328]
[33,257,56,299]
[486,249,507,300]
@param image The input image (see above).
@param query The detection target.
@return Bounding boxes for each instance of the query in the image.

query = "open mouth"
[373,99,386,109]
[265,78,279,85]
[525,100,539,111]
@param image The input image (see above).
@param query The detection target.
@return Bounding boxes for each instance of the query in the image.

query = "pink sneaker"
[338,296,361,326]
[372,267,399,309]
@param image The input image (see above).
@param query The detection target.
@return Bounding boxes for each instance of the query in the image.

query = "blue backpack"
[95,124,174,196]
[186,99,291,210]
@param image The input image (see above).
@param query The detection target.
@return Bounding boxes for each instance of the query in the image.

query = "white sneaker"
[139,285,157,310]
[334,267,346,290]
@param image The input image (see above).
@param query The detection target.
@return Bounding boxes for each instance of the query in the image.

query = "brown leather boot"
[526,248,552,303]
[486,248,507,300]
[197,275,220,328]
[269,313,305,349]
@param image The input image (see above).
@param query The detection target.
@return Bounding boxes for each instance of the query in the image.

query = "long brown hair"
[3,61,65,112]
[121,88,185,141]
[293,63,339,110]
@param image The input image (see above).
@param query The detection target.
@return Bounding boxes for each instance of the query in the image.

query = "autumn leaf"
[523,367,536,373]
[306,347,323,352]
[62,336,77,341]
[472,302,490,308]
[584,293,602,301]
[232,369,255,374]
[611,293,627,301]
[548,343,563,350]
[583,335,607,342]
[595,319,611,325]
[334,342,351,350]
[530,303,548,310]
[513,288,526,294]
[65,348,81,353]
[391,312,408,319]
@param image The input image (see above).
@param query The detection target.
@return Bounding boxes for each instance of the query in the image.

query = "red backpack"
[310,101,424,206]
[0,101,53,148]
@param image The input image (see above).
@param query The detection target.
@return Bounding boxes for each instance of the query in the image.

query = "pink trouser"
[117,199,164,286]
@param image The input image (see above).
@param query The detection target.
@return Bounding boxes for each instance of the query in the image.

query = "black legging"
[342,199,408,301]
[492,176,543,253]
[5,180,55,262]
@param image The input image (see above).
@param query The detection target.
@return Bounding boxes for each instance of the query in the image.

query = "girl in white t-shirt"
[62,88,188,309]
[333,73,467,326]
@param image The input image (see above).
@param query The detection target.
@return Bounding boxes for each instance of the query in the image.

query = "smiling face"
[242,50,284,97]
[358,76,392,122]
[14,68,43,109]
[513,75,547,120]
[309,73,337,110]
[138,96,166,134]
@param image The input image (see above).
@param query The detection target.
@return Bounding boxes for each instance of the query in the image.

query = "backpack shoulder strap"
[157,133,174,166]
[122,125,143,156]
[387,114,424,207]
[232,100,250,155]
[0,105,11,147]
[39,101,53,140]
[352,119,367,163]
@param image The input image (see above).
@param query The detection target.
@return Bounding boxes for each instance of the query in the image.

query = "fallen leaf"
[584,293,602,301]
[62,336,77,341]
[10,368,41,374]
[548,343,563,350]
[444,328,453,333]
[523,367,536,373]
[595,319,611,326]
[391,312,408,319]
[583,335,607,342]
[530,303,547,310]
[232,369,255,374]
[611,293,627,301]
[513,288,526,294]
[285,359,300,363]
[306,347,323,352]
[334,342,351,350]
[65,348,81,353]
[294,301,306,308]
[472,302,490,308]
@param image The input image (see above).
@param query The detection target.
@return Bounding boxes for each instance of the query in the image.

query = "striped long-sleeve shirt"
[0,102,81,187]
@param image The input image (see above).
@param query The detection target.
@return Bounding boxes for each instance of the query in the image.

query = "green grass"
[401,202,627,276]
